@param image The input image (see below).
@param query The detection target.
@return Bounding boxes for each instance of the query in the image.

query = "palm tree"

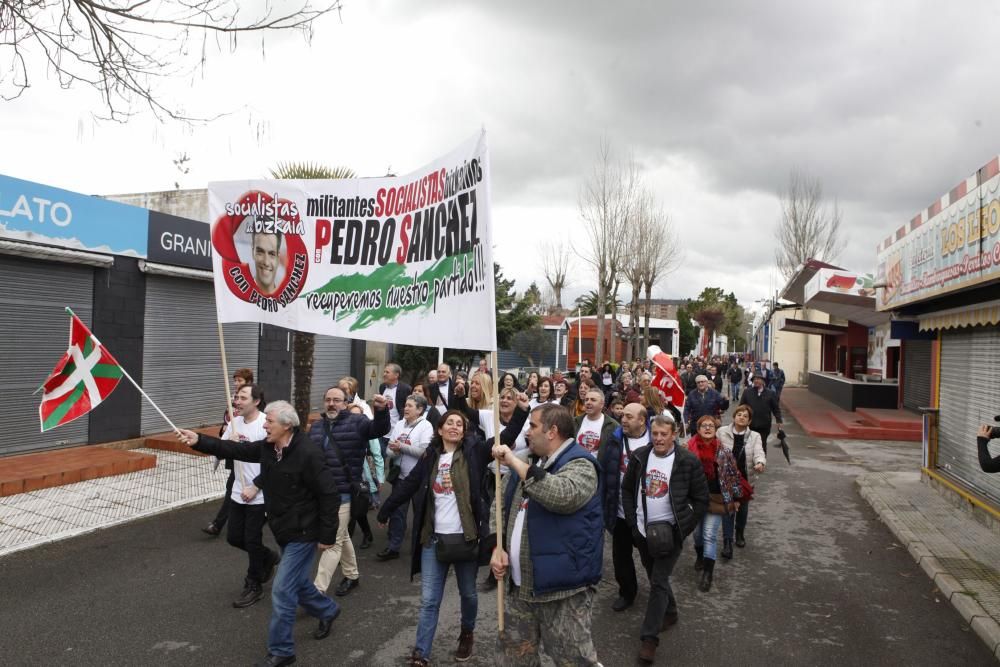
[574,290,623,317]
[269,162,357,427]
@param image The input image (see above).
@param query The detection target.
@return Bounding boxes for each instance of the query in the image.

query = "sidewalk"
[857,471,1000,660]
[0,448,226,558]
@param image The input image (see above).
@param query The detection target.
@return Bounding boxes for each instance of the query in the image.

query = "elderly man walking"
[490,403,604,666]
[178,401,341,667]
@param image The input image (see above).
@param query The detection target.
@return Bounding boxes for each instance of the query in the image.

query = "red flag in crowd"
[648,345,686,407]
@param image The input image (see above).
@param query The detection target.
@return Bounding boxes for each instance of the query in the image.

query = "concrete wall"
[104,189,209,222]
[769,308,829,386]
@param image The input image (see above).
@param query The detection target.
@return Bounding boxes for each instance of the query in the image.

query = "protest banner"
[209,131,496,351]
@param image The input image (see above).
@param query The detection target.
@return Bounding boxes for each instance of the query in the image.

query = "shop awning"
[780,318,848,336]
[802,268,890,327]
[780,259,843,305]
[918,299,1000,331]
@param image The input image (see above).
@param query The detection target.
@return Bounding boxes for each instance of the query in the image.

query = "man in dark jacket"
[740,373,784,453]
[598,403,651,612]
[622,416,709,665]
[770,362,786,401]
[727,362,743,402]
[178,400,341,667]
[312,387,391,597]
[378,362,412,430]
[683,375,728,435]
[706,365,724,393]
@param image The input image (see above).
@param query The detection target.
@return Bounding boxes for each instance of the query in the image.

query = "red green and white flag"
[38,312,124,432]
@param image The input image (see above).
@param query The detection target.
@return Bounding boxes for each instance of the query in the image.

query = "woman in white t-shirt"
[376,410,487,667]
[529,376,558,409]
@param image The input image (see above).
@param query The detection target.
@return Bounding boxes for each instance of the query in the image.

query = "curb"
[0,492,218,560]
[855,475,1000,660]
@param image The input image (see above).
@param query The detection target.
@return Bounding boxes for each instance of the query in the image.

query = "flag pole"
[216,323,240,437]
[492,349,505,633]
[63,307,181,433]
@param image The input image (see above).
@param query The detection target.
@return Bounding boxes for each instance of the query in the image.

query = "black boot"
[735,529,746,548]
[694,546,704,571]
[698,559,715,592]
[722,538,733,560]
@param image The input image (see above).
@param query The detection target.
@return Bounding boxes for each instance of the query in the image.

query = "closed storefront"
[902,340,932,410]
[0,255,98,455]
[936,325,1000,505]
[295,334,352,413]
[140,274,259,434]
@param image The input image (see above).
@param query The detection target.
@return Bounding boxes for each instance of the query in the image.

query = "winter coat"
[193,430,339,546]
[309,407,391,495]
[739,387,783,431]
[683,388,728,429]
[377,407,529,579]
[621,443,708,539]
[717,424,766,485]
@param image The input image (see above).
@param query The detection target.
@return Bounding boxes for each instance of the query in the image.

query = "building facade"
[0,177,358,457]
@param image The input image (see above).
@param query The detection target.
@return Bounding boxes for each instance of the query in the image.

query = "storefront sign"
[0,173,148,257]
[877,157,1000,310]
[804,269,876,303]
[147,211,211,270]
[209,131,497,350]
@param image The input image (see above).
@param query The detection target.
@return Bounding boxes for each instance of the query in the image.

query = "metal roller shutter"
[141,276,259,434]
[0,256,95,455]
[296,334,352,413]
[902,340,932,410]
[937,326,1000,505]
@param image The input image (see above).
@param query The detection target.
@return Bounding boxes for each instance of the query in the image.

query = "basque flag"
[38,312,124,432]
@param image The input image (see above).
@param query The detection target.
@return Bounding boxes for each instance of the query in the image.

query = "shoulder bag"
[641,453,677,559]
[323,420,371,522]
[435,532,478,563]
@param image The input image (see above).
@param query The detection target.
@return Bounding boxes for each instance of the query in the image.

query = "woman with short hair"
[686,415,743,592]
[717,405,765,553]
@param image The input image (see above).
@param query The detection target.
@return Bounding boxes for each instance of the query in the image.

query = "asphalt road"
[0,414,995,666]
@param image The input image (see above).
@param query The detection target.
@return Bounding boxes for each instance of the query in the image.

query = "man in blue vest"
[490,403,604,666]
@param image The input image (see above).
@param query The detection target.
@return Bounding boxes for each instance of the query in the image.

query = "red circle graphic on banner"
[212,191,309,310]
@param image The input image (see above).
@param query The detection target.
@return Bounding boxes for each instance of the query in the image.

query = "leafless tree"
[775,170,845,279]
[622,187,654,360]
[575,140,639,365]
[0,0,340,121]
[640,206,683,353]
[540,240,571,311]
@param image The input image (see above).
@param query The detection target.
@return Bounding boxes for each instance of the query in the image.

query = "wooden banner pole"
[492,350,505,632]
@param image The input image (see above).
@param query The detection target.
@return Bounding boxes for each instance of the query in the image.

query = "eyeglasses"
[699,424,716,430]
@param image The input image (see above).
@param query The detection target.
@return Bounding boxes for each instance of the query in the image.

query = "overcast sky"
[4,1,1000,308]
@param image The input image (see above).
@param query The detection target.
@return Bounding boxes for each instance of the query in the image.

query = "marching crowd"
[176,354,786,667]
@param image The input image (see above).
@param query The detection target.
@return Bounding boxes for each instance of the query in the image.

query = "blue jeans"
[692,513,723,560]
[388,481,416,552]
[730,382,741,401]
[414,539,479,658]
[267,541,339,657]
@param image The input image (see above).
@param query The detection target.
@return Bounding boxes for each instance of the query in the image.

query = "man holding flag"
[178,402,342,667]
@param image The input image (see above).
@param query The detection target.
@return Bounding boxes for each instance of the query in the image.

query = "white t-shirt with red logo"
[433,450,463,534]
[222,413,267,506]
[576,414,605,454]
[617,429,650,519]
[638,449,676,536]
